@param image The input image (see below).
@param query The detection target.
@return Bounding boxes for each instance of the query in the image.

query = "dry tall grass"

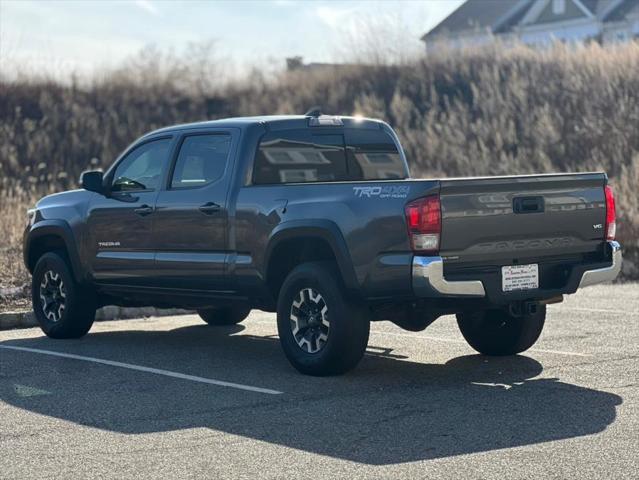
[1,42,638,303]
[0,183,37,308]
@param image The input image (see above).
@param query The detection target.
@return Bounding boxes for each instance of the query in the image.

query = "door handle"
[198,202,221,215]
[134,204,154,216]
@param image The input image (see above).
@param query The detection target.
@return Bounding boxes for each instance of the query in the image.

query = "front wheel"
[456,305,546,356]
[277,261,370,376]
[32,252,96,339]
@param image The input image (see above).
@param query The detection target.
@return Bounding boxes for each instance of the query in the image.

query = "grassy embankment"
[1,42,638,309]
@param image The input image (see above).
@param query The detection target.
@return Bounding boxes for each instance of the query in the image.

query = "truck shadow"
[0,324,622,465]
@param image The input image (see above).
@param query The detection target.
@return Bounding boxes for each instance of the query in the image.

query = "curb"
[0,311,36,330]
[0,307,192,331]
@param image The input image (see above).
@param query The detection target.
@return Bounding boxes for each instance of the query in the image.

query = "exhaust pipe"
[540,295,564,305]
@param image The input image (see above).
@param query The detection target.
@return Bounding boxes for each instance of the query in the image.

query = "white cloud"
[134,0,160,16]
[314,6,355,29]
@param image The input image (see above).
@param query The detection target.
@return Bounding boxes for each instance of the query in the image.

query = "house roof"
[603,0,639,21]
[422,0,534,39]
[422,0,638,41]
[566,0,630,19]
[590,0,622,18]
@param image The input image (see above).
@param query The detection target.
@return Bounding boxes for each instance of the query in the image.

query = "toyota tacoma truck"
[24,112,622,375]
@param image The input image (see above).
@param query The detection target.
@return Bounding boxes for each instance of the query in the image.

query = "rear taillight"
[605,185,616,241]
[405,195,441,253]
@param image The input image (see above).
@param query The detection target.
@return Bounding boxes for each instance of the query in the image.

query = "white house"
[421,0,639,51]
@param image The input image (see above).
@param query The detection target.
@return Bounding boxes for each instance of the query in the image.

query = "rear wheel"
[456,305,546,356]
[277,261,370,376]
[32,252,96,339]
[197,306,250,326]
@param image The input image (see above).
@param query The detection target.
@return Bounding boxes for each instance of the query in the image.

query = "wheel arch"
[263,220,359,300]
[25,220,84,283]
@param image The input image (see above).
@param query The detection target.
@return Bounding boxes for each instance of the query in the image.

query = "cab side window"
[170,134,231,189]
[111,138,172,192]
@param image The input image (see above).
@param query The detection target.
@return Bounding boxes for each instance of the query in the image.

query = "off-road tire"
[456,305,546,356]
[197,306,251,326]
[276,261,370,376]
[32,252,96,339]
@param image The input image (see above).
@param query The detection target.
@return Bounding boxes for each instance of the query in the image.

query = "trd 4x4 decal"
[353,185,409,199]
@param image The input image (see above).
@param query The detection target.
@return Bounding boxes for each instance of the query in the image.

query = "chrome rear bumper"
[412,241,622,298]
[578,241,622,288]
[412,256,486,297]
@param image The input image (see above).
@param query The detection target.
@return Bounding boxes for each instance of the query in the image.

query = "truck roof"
[144,115,385,137]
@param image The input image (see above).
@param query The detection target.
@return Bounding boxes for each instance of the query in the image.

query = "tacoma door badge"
[98,241,121,248]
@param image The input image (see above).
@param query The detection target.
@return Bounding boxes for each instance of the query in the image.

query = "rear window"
[344,129,407,180]
[252,130,348,184]
[252,127,407,185]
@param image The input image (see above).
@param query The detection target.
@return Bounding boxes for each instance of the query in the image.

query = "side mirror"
[81,170,104,194]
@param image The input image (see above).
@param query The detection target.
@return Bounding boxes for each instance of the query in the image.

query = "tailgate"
[439,173,607,265]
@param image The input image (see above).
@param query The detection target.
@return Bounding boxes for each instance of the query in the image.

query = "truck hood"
[36,189,93,209]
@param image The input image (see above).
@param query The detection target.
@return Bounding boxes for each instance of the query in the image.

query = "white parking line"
[525,348,592,357]
[0,345,283,395]
[368,329,592,357]
[250,320,591,358]
[555,307,639,316]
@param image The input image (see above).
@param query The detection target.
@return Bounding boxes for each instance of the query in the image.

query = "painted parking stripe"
[0,345,283,395]
[250,320,591,357]
[555,307,639,316]
[367,330,592,357]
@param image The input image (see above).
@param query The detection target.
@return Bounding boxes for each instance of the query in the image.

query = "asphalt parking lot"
[1,283,638,479]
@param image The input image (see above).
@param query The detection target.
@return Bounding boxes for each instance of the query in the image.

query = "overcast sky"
[0,0,464,79]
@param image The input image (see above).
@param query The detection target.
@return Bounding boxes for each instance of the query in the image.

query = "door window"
[170,134,232,189]
[111,138,172,192]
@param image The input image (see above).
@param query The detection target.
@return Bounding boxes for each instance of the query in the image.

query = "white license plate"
[502,264,539,292]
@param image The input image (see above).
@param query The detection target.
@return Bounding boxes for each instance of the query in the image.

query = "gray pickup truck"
[24,112,622,375]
